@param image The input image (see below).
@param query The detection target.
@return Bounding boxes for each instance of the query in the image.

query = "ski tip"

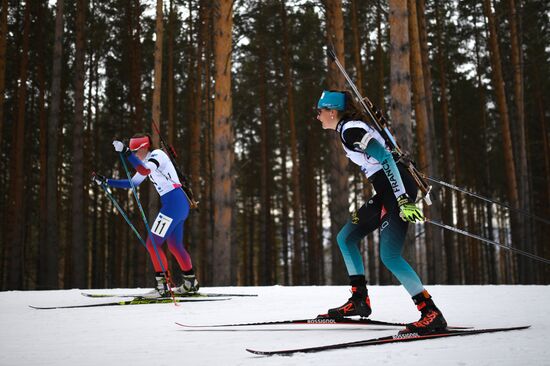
[508,325,531,331]
[245,348,272,356]
[175,322,191,327]
[29,305,55,310]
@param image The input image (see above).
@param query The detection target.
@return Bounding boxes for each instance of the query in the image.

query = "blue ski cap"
[317,90,346,111]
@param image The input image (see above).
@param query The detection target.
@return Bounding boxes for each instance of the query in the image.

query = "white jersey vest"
[337,120,388,178]
[131,149,182,196]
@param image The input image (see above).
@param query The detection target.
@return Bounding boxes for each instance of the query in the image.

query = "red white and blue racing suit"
[106,149,193,274]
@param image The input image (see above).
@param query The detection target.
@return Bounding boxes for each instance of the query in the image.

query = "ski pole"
[425,218,550,265]
[118,152,177,301]
[98,182,146,247]
[424,175,550,226]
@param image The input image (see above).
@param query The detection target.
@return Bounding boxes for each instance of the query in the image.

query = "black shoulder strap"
[338,119,366,151]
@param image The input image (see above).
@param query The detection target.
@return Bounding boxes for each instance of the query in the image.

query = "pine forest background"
[1,0,549,291]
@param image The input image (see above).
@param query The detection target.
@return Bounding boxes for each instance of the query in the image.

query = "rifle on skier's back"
[327,45,432,205]
[151,119,199,210]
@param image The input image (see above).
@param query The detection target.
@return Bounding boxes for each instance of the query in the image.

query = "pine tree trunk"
[167,0,176,145]
[151,0,163,143]
[351,0,363,95]
[258,34,274,285]
[388,0,412,151]
[200,110,213,284]
[452,110,467,284]
[278,103,290,285]
[409,0,437,283]
[198,1,213,286]
[507,0,532,283]
[434,0,454,284]
[417,0,446,283]
[324,0,350,285]
[189,0,206,274]
[280,0,304,285]
[0,0,7,154]
[304,124,321,284]
[388,0,426,283]
[375,1,385,110]
[0,0,7,288]
[43,0,64,289]
[7,0,30,289]
[483,0,521,283]
[534,77,550,282]
[70,0,87,289]
[36,1,49,290]
[416,0,434,129]
[128,0,143,130]
[473,4,493,285]
[482,0,519,212]
[212,0,234,285]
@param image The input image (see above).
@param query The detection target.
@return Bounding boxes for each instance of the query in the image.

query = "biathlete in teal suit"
[316,90,447,334]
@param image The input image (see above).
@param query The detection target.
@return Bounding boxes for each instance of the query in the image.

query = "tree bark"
[189,0,206,273]
[324,0,350,285]
[408,0,443,283]
[258,28,274,285]
[7,0,31,289]
[351,0,364,95]
[434,0,454,283]
[128,0,144,130]
[304,125,321,284]
[0,0,8,154]
[277,98,290,285]
[36,0,49,290]
[388,0,412,152]
[212,0,234,285]
[70,0,87,289]
[167,0,176,145]
[483,0,521,282]
[43,0,65,289]
[198,1,213,285]
[482,0,519,210]
[280,0,304,285]
[507,0,531,282]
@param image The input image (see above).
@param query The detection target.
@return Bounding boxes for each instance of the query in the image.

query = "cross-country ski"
[175,316,471,330]
[81,291,258,299]
[246,326,531,355]
[29,297,229,310]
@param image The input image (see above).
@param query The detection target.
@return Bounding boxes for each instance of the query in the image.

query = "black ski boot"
[324,276,372,319]
[403,290,447,335]
[142,272,171,298]
[174,270,199,294]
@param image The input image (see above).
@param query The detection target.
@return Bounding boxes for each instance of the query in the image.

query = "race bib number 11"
[151,213,173,238]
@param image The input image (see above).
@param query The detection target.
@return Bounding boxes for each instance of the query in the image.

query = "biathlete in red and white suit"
[94,134,198,297]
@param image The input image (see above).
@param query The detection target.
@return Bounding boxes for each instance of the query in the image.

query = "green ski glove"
[397,194,425,223]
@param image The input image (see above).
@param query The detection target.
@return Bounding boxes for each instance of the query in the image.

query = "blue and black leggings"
[337,164,424,297]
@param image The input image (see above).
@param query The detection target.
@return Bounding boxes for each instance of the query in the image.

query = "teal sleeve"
[364,138,407,198]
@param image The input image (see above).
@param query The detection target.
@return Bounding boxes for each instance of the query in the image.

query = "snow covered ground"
[1,285,549,365]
